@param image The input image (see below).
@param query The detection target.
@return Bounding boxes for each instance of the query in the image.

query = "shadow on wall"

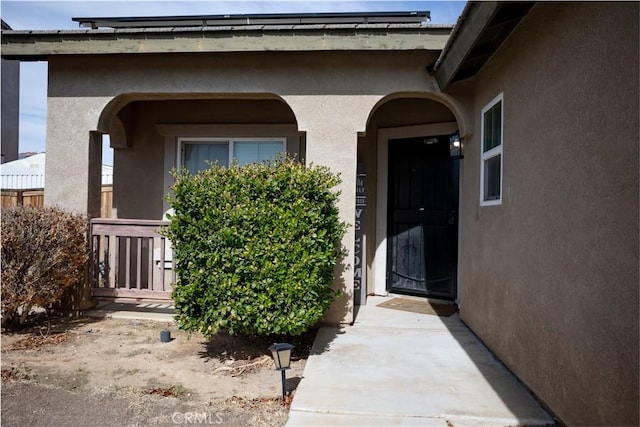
[323,241,354,327]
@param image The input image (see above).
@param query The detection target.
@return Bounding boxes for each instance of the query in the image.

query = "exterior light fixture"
[268,342,294,400]
[450,133,463,159]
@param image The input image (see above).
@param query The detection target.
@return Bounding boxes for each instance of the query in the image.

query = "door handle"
[448,210,456,225]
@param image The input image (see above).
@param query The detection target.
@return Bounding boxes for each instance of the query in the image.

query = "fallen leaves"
[9,333,68,350]
[145,386,184,398]
[1,367,29,382]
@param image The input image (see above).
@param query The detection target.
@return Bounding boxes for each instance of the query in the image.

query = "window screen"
[183,143,229,174]
[233,141,283,166]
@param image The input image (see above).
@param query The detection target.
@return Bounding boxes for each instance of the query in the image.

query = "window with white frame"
[179,138,285,174]
[480,94,503,205]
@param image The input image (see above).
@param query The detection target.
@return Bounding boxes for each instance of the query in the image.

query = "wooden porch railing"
[90,218,174,300]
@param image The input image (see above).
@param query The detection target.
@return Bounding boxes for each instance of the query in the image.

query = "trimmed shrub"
[1,206,89,328]
[167,156,347,336]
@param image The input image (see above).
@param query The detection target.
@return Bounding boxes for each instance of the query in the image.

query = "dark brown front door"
[387,135,459,299]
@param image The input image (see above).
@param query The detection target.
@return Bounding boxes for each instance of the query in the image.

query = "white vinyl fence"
[1,173,113,189]
[1,174,45,189]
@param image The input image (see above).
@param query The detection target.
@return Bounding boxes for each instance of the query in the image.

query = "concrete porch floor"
[84,300,174,322]
[287,295,555,426]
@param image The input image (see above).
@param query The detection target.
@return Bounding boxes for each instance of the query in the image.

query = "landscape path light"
[268,342,294,400]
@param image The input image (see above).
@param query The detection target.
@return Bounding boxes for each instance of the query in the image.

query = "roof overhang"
[73,11,432,29]
[432,1,535,89]
[1,24,452,61]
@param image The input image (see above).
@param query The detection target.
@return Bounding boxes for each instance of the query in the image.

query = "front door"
[386,135,459,299]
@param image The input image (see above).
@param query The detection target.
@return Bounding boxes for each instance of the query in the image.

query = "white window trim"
[177,137,287,170]
[480,93,504,206]
[159,125,297,214]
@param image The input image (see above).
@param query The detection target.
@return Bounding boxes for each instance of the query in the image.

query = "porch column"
[284,95,380,325]
[45,97,106,217]
[45,96,107,312]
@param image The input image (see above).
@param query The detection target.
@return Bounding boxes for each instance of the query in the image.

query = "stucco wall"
[454,3,639,425]
[1,57,19,163]
[47,50,442,221]
[45,50,445,324]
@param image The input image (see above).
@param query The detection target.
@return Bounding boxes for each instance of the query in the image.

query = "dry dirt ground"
[1,316,316,426]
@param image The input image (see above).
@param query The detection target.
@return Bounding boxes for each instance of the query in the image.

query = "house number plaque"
[354,166,366,306]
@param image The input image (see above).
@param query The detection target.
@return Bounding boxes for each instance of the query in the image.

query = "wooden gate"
[90,218,173,299]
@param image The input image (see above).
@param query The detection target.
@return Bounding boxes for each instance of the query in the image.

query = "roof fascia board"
[434,1,500,89]
[1,27,451,60]
[73,11,432,29]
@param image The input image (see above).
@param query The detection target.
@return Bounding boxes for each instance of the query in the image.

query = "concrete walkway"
[287,296,554,426]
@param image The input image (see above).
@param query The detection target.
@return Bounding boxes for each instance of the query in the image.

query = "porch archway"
[357,94,463,302]
[96,93,301,220]
[90,94,302,300]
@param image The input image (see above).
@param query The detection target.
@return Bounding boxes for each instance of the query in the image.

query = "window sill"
[480,199,502,207]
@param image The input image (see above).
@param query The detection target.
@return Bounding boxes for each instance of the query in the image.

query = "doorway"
[386,135,459,299]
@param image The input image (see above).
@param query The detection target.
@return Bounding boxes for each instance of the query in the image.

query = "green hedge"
[166,156,347,336]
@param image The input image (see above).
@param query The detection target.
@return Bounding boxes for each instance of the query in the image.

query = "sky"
[1,0,465,165]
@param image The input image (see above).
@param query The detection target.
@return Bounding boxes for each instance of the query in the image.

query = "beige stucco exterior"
[7,4,637,423]
[451,3,639,425]
[44,50,458,324]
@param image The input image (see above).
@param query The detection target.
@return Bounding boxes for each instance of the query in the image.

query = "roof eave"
[1,25,452,61]
[433,1,535,90]
[72,11,432,29]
